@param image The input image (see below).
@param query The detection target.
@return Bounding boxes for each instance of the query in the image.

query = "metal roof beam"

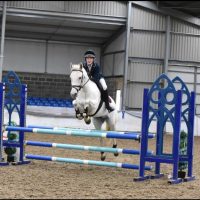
[131,1,200,26]
[5,36,101,47]
[5,29,108,40]
[3,7,126,26]
[6,21,114,34]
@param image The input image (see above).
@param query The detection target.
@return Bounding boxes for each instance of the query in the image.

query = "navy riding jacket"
[83,62,103,83]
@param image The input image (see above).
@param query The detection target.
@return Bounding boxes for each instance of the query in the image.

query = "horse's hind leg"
[92,118,107,161]
[105,116,118,157]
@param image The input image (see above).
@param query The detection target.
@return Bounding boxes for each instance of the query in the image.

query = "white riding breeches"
[99,78,107,90]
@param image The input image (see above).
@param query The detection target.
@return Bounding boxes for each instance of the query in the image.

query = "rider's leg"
[99,78,114,112]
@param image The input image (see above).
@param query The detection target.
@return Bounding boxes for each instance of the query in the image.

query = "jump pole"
[5,126,155,140]
[25,140,153,155]
[26,125,156,139]
[25,154,153,170]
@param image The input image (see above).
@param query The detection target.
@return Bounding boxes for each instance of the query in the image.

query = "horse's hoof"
[114,152,119,157]
[101,156,106,161]
[100,152,106,161]
[112,144,119,156]
[84,117,91,124]
[85,120,91,124]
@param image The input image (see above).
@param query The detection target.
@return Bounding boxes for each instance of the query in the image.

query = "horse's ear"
[70,62,72,68]
[80,62,83,69]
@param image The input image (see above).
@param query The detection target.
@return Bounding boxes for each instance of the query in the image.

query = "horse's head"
[69,63,88,99]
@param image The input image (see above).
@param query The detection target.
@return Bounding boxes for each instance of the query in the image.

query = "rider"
[83,49,114,113]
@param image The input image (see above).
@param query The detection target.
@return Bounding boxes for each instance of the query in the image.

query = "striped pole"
[5,126,155,140]
[25,140,153,155]
[27,125,155,139]
[25,154,153,170]
[5,126,138,140]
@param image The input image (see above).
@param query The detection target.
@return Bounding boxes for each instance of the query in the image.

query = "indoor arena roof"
[4,7,126,47]
[157,1,200,18]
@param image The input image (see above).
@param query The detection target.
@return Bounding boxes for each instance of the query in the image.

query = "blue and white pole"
[27,125,156,139]
[25,140,153,155]
[5,126,155,140]
[25,154,153,170]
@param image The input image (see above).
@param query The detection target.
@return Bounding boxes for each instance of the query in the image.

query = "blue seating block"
[27,97,73,108]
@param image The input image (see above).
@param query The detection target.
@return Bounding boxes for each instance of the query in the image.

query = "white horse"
[69,63,118,161]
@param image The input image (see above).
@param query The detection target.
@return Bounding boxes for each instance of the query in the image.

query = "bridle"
[70,69,90,93]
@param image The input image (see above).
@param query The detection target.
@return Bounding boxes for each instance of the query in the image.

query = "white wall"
[4,40,46,73]
[3,39,100,75]
[47,42,100,74]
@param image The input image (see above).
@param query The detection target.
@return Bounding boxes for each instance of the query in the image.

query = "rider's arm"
[92,63,102,81]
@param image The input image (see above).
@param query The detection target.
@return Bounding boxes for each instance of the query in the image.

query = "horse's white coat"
[69,63,118,160]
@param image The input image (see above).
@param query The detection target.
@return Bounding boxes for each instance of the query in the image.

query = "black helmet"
[84,49,95,58]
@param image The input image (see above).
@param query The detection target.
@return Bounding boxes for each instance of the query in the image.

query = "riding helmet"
[84,49,96,58]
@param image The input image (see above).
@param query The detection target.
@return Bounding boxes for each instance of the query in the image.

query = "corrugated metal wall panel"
[127,62,162,82]
[126,62,162,109]
[196,85,200,93]
[126,5,165,109]
[66,1,126,17]
[113,52,125,76]
[197,70,200,83]
[6,1,126,17]
[170,34,200,62]
[171,18,200,34]
[103,31,125,76]
[168,71,194,84]
[127,5,200,112]
[129,31,165,59]
[168,66,195,87]
[103,55,113,76]
[196,95,200,103]
[196,69,200,115]
[126,83,152,108]
[104,31,125,53]
[196,106,200,115]
[168,65,200,114]
[131,6,166,30]
[173,82,194,92]
[168,65,195,73]
[7,1,65,11]
[163,67,196,114]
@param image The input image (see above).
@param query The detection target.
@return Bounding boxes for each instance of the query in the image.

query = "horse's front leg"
[76,109,84,120]
[73,100,84,120]
[83,100,91,124]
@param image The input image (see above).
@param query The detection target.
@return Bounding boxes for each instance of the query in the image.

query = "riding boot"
[102,89,114,113]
